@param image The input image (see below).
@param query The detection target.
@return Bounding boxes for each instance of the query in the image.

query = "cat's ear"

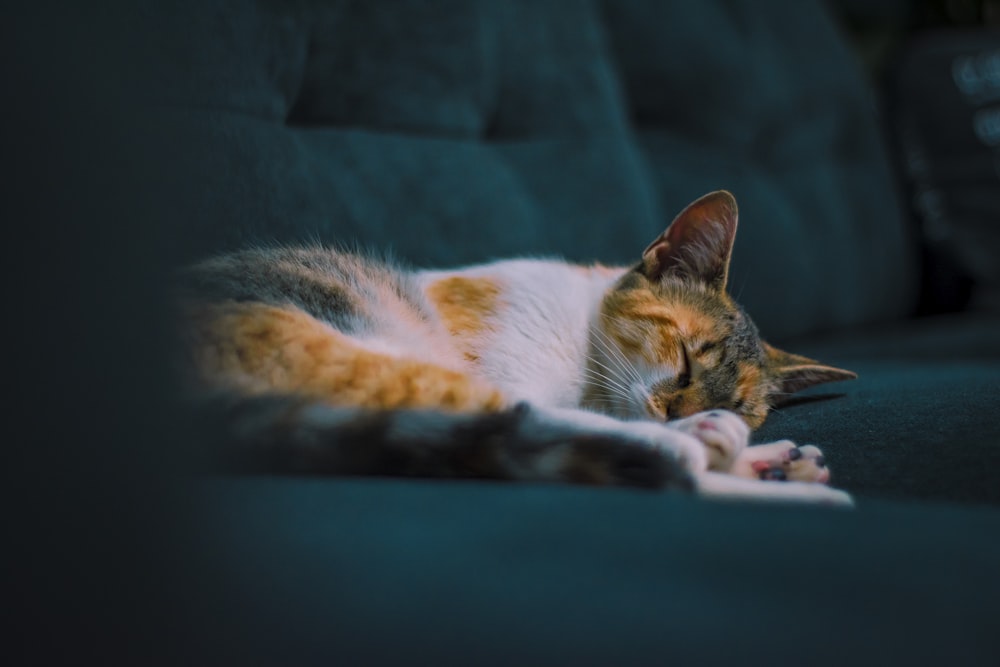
[763,342,858,406]
[641,190,739,289]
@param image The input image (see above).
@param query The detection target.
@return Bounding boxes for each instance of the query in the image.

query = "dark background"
[834,0,1000,314]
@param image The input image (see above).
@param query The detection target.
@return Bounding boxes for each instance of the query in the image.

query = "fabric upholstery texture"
[192,478,1000,666]
[157,0,662,277]
[754,313,1000,505]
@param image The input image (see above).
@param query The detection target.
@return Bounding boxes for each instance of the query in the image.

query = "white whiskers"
[590,320,643,385]
[580,368,632,401]
[582,320,647,417]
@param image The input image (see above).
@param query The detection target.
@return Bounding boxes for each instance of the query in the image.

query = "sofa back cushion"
[153,0,916,339]
[602,1,918,336]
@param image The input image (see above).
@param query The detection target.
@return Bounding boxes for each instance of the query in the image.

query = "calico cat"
[178,191,857,504]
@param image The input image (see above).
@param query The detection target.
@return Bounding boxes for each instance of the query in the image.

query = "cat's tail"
[190,392,694,491]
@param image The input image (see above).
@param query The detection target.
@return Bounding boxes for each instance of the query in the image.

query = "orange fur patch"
[735,363,769,428]
[184,301,507,412]
[601,290,718,366]
[425,276,501,363]
[600,290,674,361]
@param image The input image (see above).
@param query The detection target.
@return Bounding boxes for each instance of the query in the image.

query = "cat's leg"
[654,409,852,505]
[664,409,837,484]
[525,406,710,474]
[527,407,852,506]
[185,300,507,411]
[695,471,853,506]
[196,392,851,503]
[194,394,696,491]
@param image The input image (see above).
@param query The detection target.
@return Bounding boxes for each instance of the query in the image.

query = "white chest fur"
[419,260,623,408]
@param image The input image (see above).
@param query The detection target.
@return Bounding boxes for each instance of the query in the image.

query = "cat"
[177,191,857,505]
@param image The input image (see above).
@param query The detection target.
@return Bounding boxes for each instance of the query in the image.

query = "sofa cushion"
[756,314,1000,504]
[154,0,663,273]
[602,0,919,338]
[190,477,1000,665]
[152,0,917,341]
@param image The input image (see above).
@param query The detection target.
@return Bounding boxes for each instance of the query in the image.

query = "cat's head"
[593,190,855,429]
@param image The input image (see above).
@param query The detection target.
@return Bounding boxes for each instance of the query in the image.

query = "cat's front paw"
[731,440,832,484]
[667,410,749,472]
[696,471,854,507]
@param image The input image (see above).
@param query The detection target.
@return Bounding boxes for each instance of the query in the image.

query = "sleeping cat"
[178,191,857,505]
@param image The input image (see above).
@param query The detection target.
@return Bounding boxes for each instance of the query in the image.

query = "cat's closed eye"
[695,341,718,356]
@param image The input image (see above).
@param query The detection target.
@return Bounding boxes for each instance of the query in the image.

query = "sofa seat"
[756,312,1000,504]
[191,476,1000,665]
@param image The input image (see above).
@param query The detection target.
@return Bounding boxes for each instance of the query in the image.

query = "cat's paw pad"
[668,410,749,471]
[734,440,832,484]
